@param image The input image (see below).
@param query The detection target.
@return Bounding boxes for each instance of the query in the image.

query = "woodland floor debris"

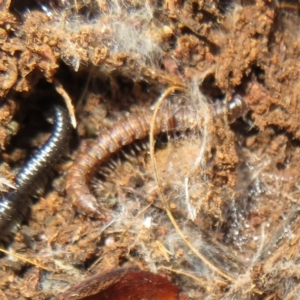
[1,0,300,299]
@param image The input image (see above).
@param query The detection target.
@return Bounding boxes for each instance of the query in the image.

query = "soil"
[1,0,300,299]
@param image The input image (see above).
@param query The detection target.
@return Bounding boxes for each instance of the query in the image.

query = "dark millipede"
[66,95,248,218]
[0,104,71,242]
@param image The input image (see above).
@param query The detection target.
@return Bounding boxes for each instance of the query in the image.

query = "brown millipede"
[66,95,248,218]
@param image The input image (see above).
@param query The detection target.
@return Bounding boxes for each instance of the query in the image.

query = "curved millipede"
[0,104,71,242]
[66,95,248,218]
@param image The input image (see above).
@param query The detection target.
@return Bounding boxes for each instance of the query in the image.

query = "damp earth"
[0,0,300,299]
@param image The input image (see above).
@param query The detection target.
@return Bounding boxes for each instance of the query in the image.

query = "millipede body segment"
[0,104,71,242]
[66,95,248,218]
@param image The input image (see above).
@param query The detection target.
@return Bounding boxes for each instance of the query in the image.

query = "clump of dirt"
[1,0,300,299]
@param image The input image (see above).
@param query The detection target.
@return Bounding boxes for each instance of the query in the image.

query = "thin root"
[53,79,77,128]
[0,247,53,272]
[149,86,235,283]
